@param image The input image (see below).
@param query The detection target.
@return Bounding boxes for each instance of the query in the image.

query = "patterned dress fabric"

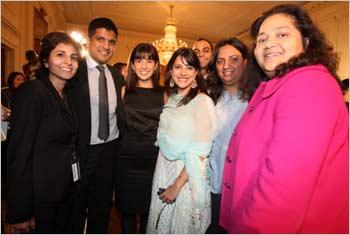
[147,94,217,234]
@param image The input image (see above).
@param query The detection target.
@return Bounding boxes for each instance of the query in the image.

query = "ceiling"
[59,1,308,42]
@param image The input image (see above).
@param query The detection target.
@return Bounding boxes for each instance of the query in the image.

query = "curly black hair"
[242,4,340,100]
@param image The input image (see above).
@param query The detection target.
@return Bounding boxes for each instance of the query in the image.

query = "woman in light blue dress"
[147,48,217,234]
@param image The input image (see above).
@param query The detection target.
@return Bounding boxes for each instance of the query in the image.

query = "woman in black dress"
[116,43,166,233]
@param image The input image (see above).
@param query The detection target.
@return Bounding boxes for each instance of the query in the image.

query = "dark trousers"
[34,188,79,234]
[1,140,8,181]
[121,212,148,234]
[78,139,118,234]
[206,193,227,234]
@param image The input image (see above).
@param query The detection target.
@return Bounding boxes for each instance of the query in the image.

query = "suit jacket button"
[224,182,231,189]
[226,156,232,163]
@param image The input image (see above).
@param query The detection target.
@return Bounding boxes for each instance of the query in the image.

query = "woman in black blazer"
[6,32,81,234]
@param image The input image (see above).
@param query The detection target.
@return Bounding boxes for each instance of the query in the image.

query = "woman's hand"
[159,167,189,204]
[159,183,181,204]
[9,217,35,234]
[1,105,10,121]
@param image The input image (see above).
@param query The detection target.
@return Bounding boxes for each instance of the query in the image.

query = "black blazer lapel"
[79,60,92,124]
[108,64,125,137]
[67,59,92,146]
[38,73,76,129]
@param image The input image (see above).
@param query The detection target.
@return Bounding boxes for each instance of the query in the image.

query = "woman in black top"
[1,72,25,109]
[116,43,166,233]
[1,72,26,182]
[6,32,81,234]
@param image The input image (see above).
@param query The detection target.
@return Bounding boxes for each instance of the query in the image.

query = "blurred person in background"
[22,50,40,81]
[1,72,26,109]
[193,38,213,80]
[113,62,128,80]
[1,72,25,184]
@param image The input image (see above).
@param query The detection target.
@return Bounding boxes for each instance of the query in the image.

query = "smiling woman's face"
[46,43,79,82]
[254,13,305,78]
[216,44,246,88]
[13,74,25,88]
[171,56,197,96]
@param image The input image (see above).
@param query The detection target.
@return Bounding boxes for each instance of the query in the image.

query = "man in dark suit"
[67,17,124,233]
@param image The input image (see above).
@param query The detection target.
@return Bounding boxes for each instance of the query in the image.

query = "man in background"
[22,50,40,81]
[193,38,213,79]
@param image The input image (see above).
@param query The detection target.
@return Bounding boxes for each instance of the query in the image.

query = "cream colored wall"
[1,0,195,75]
[66,23,195,65]
[1,1,66,80]
[237,2,349,80]
[1,0,195,81]
[2,2,348,80]
[2,2,34,77]
[304,2,349,80]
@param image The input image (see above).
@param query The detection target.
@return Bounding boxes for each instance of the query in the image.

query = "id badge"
[72,161,81,182]
[71,150,81,182]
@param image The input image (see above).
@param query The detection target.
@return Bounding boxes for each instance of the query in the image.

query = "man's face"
[88,28,117,64]
[193,40,212,69]
[30,52,39,64]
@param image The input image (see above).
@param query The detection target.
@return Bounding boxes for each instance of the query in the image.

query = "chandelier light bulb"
[153,5,187,65]
[70,31,88,57]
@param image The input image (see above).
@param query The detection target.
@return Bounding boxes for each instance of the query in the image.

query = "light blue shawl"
[156,93,217,224]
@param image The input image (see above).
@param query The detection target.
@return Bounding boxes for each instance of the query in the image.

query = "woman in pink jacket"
[220,4,349,234]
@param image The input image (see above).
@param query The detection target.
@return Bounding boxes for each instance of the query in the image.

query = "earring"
[304,37,310,48]
[169,79,175,88]
[191,80,197,89]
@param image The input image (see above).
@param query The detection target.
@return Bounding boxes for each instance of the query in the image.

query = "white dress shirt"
[209,91,247,193]
[86,55,119,145]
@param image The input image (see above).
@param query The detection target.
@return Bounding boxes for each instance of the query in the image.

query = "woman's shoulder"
[267,64,338,97]
[284,64,339,89]
[158,85,166,91]
[14,79,48,101]
[193,93,214,105]
[16,79,41,92]
[153,85,166,94]
[185,93,215,113]
[285,64,333,81]
[276,65,343,109]
[1,87,11,95]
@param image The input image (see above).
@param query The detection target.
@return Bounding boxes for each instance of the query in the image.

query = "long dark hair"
[245,4,340,94]
[164,47,206,106]
[207,37,249,104]
[126,43,160,92]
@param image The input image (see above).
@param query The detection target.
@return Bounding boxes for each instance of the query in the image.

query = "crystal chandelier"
[153,5,187,65]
